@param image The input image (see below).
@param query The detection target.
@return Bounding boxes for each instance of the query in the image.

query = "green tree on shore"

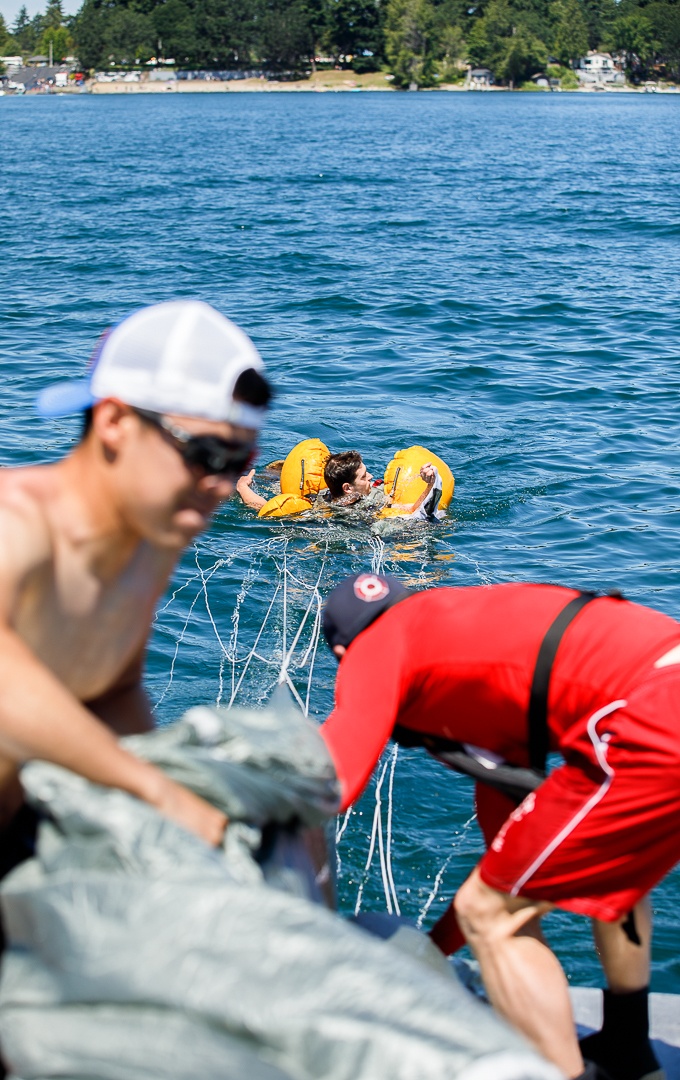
[325,0,385,68]
[50,0,680,84]
[385,0,440,85]
[581,0,617,49]
[466,0,550,83]
[644,0,680,79]
[44,0,65,29]
[612,11,658,76]
[257,0,314,68]
[41,25,72,59]
[552,0,589,65]
[0,13,13,54]
[12,5,34,51]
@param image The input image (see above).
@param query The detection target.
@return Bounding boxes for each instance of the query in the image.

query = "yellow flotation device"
[257,439,330,519]
[279,438,330,498]
[258,492,313,518]
[379,445,454,518]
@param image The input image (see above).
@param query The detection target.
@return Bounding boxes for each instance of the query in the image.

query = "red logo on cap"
[354,574,390,603]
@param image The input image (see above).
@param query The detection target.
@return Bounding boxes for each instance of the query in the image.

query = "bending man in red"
[320,574,679,1080]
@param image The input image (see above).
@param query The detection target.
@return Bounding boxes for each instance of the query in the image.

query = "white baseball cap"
[37,300,267,430]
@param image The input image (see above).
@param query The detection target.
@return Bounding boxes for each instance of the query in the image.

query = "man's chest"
[14,548,169,701]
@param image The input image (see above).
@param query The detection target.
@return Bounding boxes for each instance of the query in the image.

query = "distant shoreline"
[82,81,680,95]
[5,68,680,96]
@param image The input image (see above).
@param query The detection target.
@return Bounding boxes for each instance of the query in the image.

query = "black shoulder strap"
[393,588,603,803]
[527,591,597,774]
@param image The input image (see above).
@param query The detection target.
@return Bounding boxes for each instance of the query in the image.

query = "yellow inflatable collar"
[258,439,330,518]
[380,445,454,518]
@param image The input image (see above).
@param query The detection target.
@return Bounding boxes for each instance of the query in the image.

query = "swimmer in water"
[237,449,441,518]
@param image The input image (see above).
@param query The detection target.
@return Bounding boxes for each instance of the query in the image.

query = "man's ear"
[91,399,134,458]
[341,482,352,495]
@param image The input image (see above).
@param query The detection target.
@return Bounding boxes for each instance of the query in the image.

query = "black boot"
[575,1060,615,1080]
[579,988,664,1080]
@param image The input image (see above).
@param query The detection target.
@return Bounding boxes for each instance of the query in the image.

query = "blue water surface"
[1,90,679,991]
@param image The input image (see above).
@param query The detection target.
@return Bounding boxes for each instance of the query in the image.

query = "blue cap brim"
[36,381,96,418]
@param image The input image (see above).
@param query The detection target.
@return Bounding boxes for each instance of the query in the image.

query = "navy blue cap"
[323,573,411,651]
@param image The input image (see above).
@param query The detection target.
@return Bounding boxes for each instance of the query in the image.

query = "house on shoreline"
[466,68,494,88]
[576,52,626,87]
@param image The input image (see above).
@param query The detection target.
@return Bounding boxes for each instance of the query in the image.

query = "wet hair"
[324,450,363,499]
[79,368,272,443]
[81,407,94,440]
[233,367,273,408]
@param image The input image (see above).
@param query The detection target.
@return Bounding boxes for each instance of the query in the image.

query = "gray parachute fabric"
[0,687,561,1080]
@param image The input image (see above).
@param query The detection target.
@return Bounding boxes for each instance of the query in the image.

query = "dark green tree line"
[2,0,679,86]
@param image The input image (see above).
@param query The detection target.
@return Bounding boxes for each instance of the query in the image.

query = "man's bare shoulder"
[0,466,58,584]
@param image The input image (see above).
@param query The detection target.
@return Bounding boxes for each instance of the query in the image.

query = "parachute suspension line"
[273,544,319,713]
[354,753,398,916]
[224,552,266,707]
[278,535,328,712]
[384,744,401,915]
[281,546,288,662]
[227,578,283,708]
[196,547,233,663]
[278,541,328,689]
[153,564,214,625]
[335,806,353,877]
[153,582,205,711]
[415,812,477,929]
[303,589,323,717]
[356,531,399,911]
[374,754,399,914]
[369,533,386,575]
[216,653,227,709]
[354,759,385,915]
[454,551,496,585]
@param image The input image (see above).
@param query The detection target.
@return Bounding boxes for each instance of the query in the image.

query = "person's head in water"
[323,573,411,658]
[324,451,373,501]
[37,300,273,548]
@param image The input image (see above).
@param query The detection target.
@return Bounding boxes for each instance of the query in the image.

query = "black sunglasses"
[134,409,257,477]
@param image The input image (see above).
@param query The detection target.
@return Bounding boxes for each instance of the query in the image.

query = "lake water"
[1,90,679,992]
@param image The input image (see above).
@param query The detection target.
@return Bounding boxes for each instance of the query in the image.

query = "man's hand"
[235,469,267,511]
[149,773,228,847]
[420,463,436,485]
[236,469,256,497]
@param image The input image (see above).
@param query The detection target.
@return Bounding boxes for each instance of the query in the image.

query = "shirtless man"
[0,300,271,878]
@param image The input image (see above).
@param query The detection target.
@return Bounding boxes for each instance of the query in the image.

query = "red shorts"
[478,666,680,921]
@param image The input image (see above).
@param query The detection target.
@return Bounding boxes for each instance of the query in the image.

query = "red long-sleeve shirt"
[321,583,680,812]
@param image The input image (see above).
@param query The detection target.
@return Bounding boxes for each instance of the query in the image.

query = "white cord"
[416,812,477,928]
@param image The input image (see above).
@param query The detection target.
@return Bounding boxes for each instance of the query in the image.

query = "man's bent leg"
[580,898,663,1080]
[456,867,585,1079]
[593,898,651,992]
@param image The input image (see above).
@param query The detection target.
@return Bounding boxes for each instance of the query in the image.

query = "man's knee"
[455,868,507,945]
[455,868,550,948]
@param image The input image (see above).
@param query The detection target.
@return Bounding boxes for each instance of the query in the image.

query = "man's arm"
[388,463,440,516]
[236,468,267,511]
[0,504,226,846]
[0,625,227,844]
[321,628,405,811]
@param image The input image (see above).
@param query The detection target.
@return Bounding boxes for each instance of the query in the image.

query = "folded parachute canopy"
[0,686,560,1080]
